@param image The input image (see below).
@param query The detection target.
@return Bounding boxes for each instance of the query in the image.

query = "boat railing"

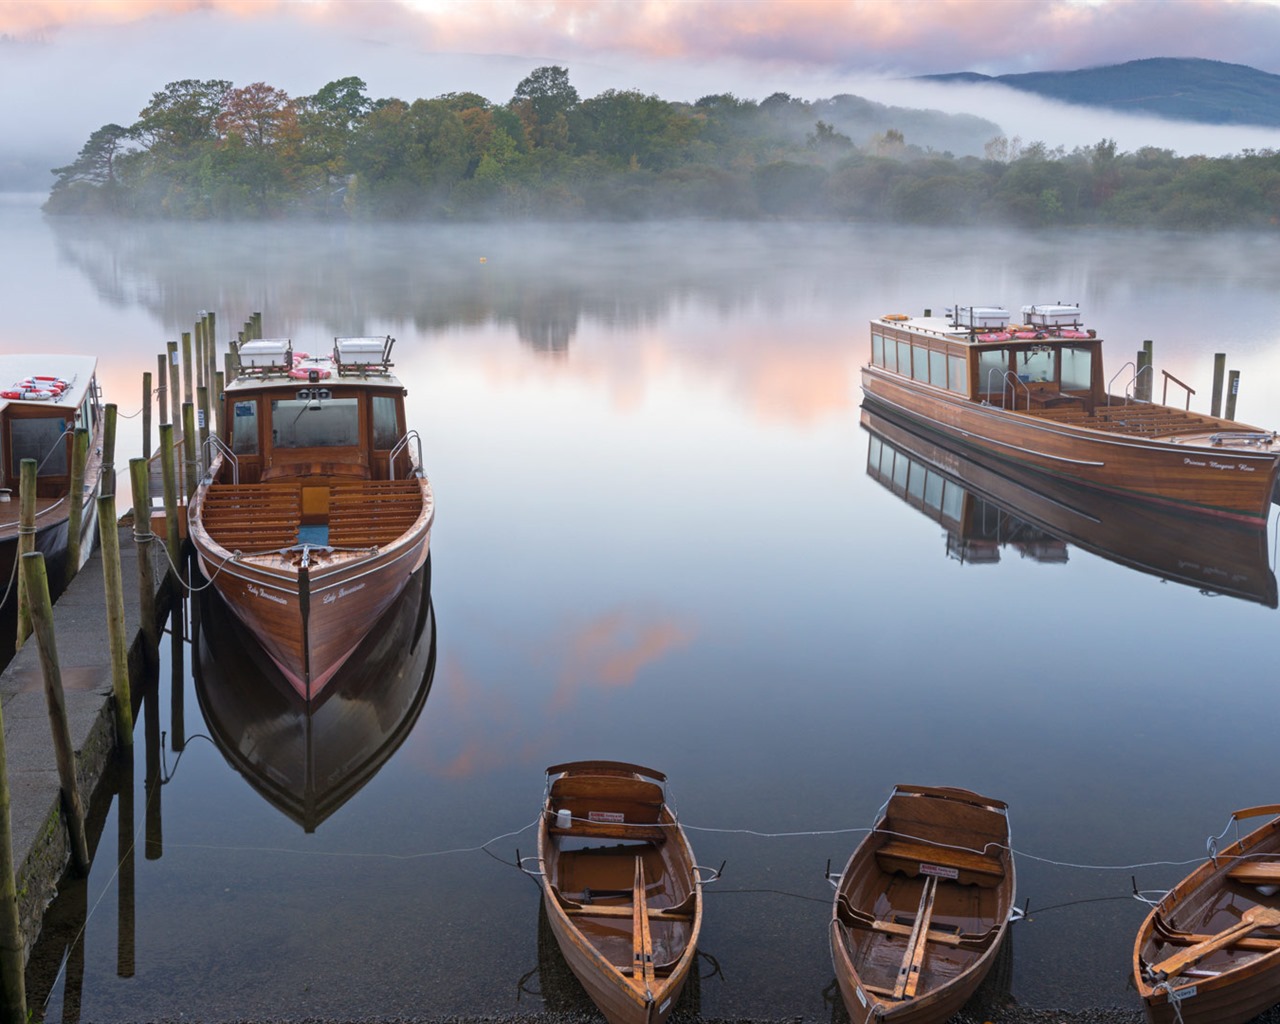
[202,434,239,485]
[389,430,423,480]
[986,368,1031,411]
[1109,362,1153,407]
[1161,369,1195,410]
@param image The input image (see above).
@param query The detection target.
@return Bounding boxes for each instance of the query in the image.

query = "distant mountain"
[920,58,1280,128]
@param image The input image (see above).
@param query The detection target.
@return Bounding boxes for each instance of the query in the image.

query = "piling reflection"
[192,557,436,833]
[863,406,1278,607]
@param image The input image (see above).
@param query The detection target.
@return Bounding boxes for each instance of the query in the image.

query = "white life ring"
[2,388,53,401]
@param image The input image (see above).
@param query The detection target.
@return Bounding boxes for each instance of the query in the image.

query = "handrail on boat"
[1161,369,1195,410]
[389,430,423,480]
[1123,363,1154,405]
[985,368,1031,412]
[202,434,239,485]
[1108,361,1140,407]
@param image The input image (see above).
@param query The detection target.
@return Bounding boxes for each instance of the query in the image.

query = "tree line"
[44,67,1280,229]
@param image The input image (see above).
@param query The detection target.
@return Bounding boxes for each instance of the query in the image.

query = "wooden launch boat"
[862,305,1280,522]
[194,558,435,831]
[863,406,1278,607]
[0,355,103,600]
[534,761,713,1024]
[829,784,1016,1024]
[1134,806,1280,1024]
[188,335,433,702]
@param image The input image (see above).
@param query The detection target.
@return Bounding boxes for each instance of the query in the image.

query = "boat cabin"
[220,337,415,487]
[0,355,100,502]
[870,304,1102,413]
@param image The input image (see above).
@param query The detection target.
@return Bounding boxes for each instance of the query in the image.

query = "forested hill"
[43,66,1280,229]
[921,58,1280,127]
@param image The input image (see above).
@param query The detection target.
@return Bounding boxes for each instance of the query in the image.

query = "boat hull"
[536,762,702,1024]
[830,785,1015,1024]
[1134,810,1280,1024]
[862,367,1280,522]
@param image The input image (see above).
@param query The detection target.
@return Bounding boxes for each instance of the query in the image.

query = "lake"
[5,195,1280,1021]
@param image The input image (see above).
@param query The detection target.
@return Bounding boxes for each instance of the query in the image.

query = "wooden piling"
[102,403,117,500]
[206,312,218,402]
[64,428,89,589]
[15,459,36,652]
[0,688,27,1023]
[128,458,159,651]
[194,317,206,393]
[181,332,193,409]
[182,403,198,501]
[214,370,226,441]
[142,371,152,468]
[197,385,210,457]
[20,551,91,874]
[1227,369,1241,421]
[166,341,180,433]
[1211,353,1227,417]
[158,423,180,577]
[96,494,133,748]
[156,353,169,430]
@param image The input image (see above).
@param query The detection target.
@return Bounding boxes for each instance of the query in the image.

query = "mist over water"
[6,197,1280,1020]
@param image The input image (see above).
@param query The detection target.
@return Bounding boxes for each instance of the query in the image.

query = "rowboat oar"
[1148,905,1280,980]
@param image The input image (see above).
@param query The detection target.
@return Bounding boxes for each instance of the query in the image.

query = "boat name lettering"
[919,863,960,880]
[246,584,287,606]
[587,811,625,823]
[1170,985,1197,1002]
[1182,458,1206,467]
[322,581,368,605]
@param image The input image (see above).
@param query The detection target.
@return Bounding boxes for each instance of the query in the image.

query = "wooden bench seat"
[1228,860,1280,887]
[876,838,1005,887]
[328,480,423,546]
[548,817,668,843]
[201,484,302,551]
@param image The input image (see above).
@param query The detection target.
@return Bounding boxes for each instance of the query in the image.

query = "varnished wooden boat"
[193,558,435,831]
[188,335,433,702]
[0,354,103,603]
[862,305,1280,522]
[829,784,1016,1024]
[1134,806,1280,1024]
[534,761,711,1024]
[862,405,1278,607]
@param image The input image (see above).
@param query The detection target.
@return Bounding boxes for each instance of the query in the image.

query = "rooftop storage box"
[951,306,1010,329]
[1021,304,1082,327]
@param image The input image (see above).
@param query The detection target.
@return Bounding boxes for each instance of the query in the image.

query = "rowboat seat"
[1228,860,1280,887]
[548,772,668,843]
[875,838,1005,888]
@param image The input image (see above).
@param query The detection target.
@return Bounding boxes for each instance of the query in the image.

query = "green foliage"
[41,67,1280,229]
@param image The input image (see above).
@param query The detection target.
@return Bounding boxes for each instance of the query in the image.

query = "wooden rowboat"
[1134,806,1280,1024]
[188,335,433,703]
[829,784,1016,1024]
[862,305,1280,523]
[533,761,715,1024]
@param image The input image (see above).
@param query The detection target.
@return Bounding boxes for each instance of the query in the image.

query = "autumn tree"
[511,65,579,150]
[45,123,135,213]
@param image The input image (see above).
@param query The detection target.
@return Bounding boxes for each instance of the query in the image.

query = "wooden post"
[1211,353,1227,417]
[128,458,159,651]
[65,428,89,589]
[102,403,117,499]
[158,423,180,577]
[20,551,91,873]
[1138,340,1153,402]
[15,459,37,652]
[197,385,210,459]
[252,311,262,339]
[194,317,206,393]
[166,341,180,434]
[96,494,133,747]
[1226,369,1241,421]
[142,371,152,467]
[182,403,198,501]
[181,331,193,410]
[206,311,218,402]
[214,370,226,441]
[0,678,27,1022]
[156,353,169,429]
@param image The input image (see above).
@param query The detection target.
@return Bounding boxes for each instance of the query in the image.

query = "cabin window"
[371,396,399,449]
[882,337,897,373]
[1061,346,1093,391]
[867,435,882,471]
[270,397,359,449]
[897,340,912,379]
[11,418,68,476]
[928,350,947,388]
[911,345,930,383]
[1018,346,1056,384]
[978,349,1010,394]
[907,461,926,501]
[231,400,259,455]
[941,480,964,521]
[891,449,909,491]
[948,354,966,394]
[923,470,944,511]
[872,333,885,367]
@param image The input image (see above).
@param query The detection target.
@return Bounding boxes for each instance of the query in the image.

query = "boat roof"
[226,337,406,394]
[0,354,98,413]
[873,309,1098,346]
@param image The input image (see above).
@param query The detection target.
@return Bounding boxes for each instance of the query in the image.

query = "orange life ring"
[2,388,53,401]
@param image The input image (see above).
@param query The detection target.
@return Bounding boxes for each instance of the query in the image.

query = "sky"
[3,0,1280,179]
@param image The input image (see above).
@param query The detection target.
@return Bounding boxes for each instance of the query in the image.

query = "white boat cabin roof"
[227,336,405,393]
[874,304,1094,346]
[0,354,98,414]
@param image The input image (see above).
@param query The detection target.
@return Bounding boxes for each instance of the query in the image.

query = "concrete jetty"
[0,522,170,963]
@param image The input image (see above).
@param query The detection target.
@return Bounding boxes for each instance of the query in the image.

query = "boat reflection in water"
[193,558,436,832]
[863,408,1277,608]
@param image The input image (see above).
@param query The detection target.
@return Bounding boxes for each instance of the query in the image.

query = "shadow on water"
[861,405,1278,608]
[22,556,435,1020]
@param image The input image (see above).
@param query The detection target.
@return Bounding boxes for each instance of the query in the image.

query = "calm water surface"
[4,197,1280,1020]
